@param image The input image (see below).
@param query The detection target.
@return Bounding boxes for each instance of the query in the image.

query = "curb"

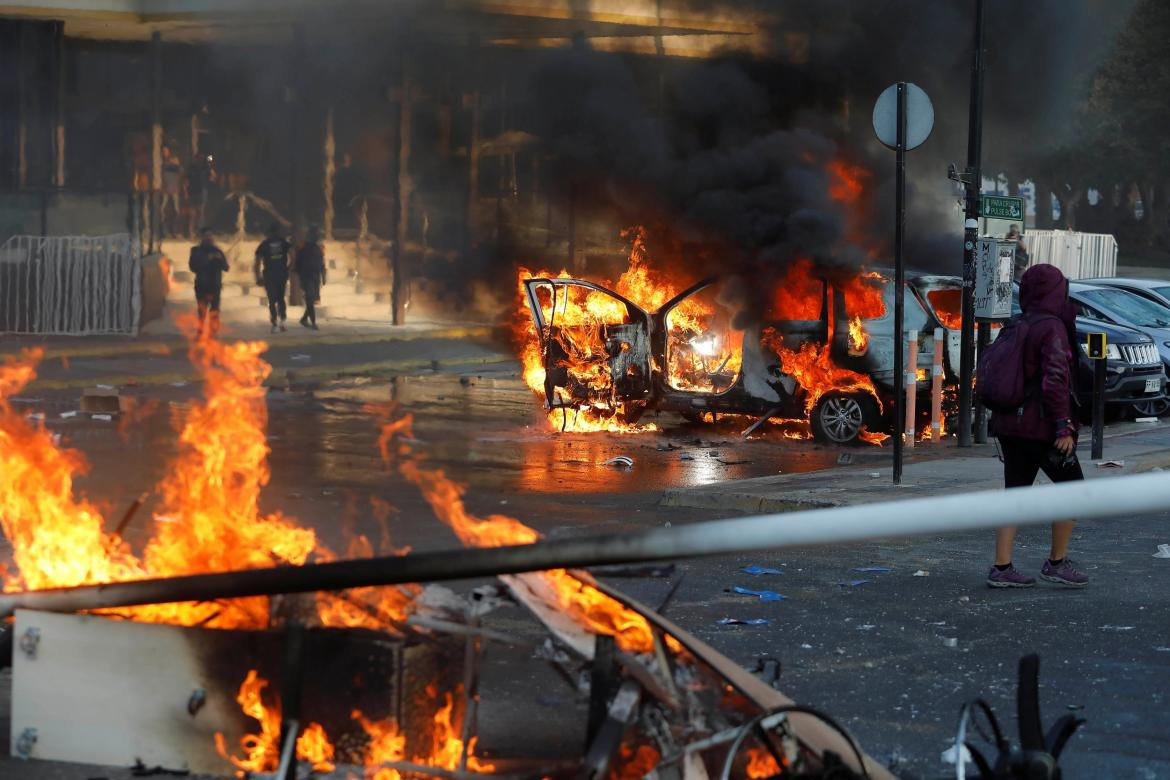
[0,324,498,360]
[26,354,516,391]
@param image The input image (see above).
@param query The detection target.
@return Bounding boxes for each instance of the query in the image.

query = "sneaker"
[987,564,1036,588]
[310,322,319,330]
[270,323,279,333]
[280,321,287,332]
[1040,559,1088,587]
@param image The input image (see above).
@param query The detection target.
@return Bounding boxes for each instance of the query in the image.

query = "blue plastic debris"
[717,618,771,626]
[836,579,871,587]
[732,586,786,602]
[851,566,892,573]
[742,565,784,576]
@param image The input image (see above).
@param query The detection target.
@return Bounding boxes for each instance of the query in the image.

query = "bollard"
[905,329,918,448]
[1088,331,1107,459]
[931,327,944,443]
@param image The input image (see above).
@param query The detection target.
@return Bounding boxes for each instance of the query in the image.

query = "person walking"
[294,225,326,330]
[987,263,1089,588]
[189,227,229,337]
[160,146,183,237]
[254,222,292,333]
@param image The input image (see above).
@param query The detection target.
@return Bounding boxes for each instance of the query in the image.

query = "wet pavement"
[3,348,1170,778]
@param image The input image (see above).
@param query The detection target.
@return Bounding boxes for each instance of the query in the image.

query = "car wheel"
[811,393,878,444]
[1132,397,1170,417]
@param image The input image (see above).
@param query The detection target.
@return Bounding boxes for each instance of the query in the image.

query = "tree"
[1084,0,1170,246]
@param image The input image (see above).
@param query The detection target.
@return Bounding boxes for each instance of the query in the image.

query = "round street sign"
[872,82,934,151]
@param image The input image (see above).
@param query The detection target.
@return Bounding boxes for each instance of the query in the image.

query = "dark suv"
[1006,283,1165,416]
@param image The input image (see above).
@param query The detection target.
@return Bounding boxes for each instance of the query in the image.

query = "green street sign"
[980,195,1025,220]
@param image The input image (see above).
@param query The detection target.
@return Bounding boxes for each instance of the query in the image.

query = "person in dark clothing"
[987,263,1089,588]
[1006,224,1030,281]
[189,227,229,336]
[186,154,218,238]
[294,225,326,329]
[254,222,292,333]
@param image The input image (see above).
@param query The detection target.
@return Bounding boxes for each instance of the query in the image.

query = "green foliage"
[1084,0,1170,180]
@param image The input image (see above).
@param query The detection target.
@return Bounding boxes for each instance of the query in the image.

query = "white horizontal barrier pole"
[1,473,1169,616]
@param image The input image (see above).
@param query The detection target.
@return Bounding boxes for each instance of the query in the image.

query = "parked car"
[1009,282,1167,418]
[1080,276,1170,311]
[1066,281,1170,416]
[523,270,941,443]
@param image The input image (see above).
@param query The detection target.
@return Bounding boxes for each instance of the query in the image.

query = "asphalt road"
[1,340,1168,779]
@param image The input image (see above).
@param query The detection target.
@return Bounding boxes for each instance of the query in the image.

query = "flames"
[213,669,325,774]
[927,289,963,331]
[761,332,880,416]
[746,747,784,778]
[515,232,890,438]
[218,671,495,777]
[0,349,143,592]
[375,406,655,654]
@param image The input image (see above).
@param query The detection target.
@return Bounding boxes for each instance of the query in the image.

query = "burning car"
[521,260,945,444]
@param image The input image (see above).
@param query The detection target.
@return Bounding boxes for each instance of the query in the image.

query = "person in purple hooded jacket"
[987,263,1089,588]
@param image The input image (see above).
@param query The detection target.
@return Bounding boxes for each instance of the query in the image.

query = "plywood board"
[10,610,405,775]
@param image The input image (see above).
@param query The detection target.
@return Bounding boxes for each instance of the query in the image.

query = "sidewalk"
[662,420,1170,513]
[0,319,513,391]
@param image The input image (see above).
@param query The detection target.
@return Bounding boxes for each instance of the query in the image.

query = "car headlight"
[1080,343,1121,359]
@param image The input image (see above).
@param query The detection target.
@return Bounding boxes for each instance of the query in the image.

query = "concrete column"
[16,23,28,189]
[53,21,66,188]
[323,107,335,241]
[150,30,162,252]
[391,58,412,326]
[290,24,306,235]
[464,90,480,257]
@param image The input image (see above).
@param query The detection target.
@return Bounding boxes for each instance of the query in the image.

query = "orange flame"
[761,331,881,416]
[296,722,337,774]
[215,670,336,775]
[858,426,890,446]
[375,407,655,653]
[0,325,414,632]
[0,349,144,592]
[927,289,963,330]
[133,329,317,628]
[746,746,784,778]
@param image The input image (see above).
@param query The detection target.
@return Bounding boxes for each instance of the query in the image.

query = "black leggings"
[301,280,319,324]
[264,278,287,322]
[998,434,1084,489]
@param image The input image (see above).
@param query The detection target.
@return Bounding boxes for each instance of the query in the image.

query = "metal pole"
[904,328,917,448]
[1091,356,1106,459]
[958,0,986,447]
[2,472,1167,619]
[893,82,907,483]
[290,25,306,236]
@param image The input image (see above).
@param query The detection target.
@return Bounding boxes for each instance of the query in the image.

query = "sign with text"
[980,195,1025,221]
[974,238,1015,320]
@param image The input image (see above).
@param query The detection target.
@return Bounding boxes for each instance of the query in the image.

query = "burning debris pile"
[1,325,888,779]
[0,323,892,779]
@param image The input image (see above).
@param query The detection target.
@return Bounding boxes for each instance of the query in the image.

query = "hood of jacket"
[1020,263,1076,331]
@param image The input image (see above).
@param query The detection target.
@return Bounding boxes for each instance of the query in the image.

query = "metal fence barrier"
[1021,230,1118,280]
[0,234,141,335]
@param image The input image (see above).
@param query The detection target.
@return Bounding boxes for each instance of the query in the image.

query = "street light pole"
[958,0,986,448]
